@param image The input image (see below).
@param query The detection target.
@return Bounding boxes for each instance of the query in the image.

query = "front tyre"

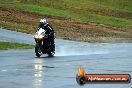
[35,45,42,57]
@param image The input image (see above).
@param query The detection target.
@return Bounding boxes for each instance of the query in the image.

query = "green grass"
[0,0,132,43]
[0,0,132,28]
[18,0,132,12]
[0,41,34,50]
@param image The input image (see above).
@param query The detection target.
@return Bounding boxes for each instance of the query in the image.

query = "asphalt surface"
[0,28,132,88]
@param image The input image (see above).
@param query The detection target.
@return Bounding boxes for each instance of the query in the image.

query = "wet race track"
[0,28,132,88]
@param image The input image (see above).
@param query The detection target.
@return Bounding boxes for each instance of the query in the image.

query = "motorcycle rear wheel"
[48,51,55,57]
[47,45,55,57]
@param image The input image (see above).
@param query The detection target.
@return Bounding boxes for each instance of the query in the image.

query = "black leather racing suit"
[37,23,55,50]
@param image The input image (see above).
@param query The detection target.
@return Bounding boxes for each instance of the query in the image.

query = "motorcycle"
[34,28,55,57]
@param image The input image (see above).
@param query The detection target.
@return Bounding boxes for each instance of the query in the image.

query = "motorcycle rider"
[36,18,55,51]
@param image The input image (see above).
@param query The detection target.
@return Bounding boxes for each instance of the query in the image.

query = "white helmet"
[40,18,46,24]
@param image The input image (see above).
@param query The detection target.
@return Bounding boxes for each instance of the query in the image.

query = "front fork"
[35,39,43,52]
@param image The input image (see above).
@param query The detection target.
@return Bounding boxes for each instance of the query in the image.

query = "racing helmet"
[40,18,47,26]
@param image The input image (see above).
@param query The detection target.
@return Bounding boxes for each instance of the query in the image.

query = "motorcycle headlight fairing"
[38,35,44,39]
[34,35,38,39]
[34,35,44,39]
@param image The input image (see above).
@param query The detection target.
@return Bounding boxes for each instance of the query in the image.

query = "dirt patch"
[0,7,132,42]
[86,8,132,20]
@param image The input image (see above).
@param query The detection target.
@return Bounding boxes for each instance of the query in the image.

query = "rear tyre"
[48,51,55,57]
[48,45,55,57]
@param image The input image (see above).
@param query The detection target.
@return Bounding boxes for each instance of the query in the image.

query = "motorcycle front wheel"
[35,45,42,57]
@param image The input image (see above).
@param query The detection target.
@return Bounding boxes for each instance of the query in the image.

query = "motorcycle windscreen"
[37,28,46,36]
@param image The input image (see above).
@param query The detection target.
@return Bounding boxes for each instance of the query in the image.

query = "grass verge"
[0,2,131,28]
[0,0,132,42]
[0,41,34,50]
